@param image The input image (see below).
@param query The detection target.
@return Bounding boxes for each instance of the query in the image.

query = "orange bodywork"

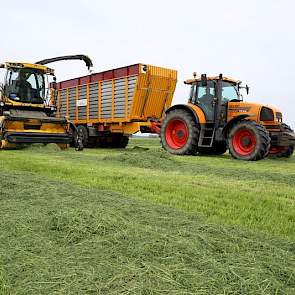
[187,103,207,124]
[187,101,281,130]
[227,101,282,130]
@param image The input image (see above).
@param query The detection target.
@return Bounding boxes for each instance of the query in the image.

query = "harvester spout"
[36,55,93,71]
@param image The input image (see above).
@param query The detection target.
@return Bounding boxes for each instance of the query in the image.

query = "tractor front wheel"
[228,121,270,161]
[161,110,199,155]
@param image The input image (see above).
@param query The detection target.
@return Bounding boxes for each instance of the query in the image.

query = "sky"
[1,0,295,126]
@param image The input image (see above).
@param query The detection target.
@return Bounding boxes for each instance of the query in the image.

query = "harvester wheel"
[228,121,270,161]
[77,125,89,147]
[161,109,199,155]
[198,141,228,155]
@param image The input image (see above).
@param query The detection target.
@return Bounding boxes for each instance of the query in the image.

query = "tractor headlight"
[260,107,274,121]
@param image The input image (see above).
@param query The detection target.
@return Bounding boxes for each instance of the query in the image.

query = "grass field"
[0,138,294,294]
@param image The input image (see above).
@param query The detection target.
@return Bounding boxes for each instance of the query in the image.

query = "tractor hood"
[227,101,282,123]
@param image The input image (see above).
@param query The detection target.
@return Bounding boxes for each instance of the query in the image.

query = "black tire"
[109,134,129,148]
[96,137,109,148]
[160,109,199,155]
[269,124,294,158]
[228,121,270,161]
[281,124,294,157]
[76,125,89,147]
[87,138,98,148]
[281,146,294,157]
[198,140,228,155]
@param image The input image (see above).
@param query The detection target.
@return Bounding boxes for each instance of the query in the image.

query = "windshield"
[222,82,240,102]
[4,68,46,104]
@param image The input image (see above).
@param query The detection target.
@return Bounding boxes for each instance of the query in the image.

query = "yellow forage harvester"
[0,55,93,150]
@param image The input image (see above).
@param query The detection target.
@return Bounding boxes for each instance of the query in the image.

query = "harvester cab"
[0,55,92,150]
[161,73,295,160]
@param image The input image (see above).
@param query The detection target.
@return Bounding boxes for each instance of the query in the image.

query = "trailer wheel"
[110,134,129,148]
[77,125,89,147]
[198,141,228,155]
[161,109,199,155]
[228,121,270,161]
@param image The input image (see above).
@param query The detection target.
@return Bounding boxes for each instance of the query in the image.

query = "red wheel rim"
[232,129,256,156]
[165,119,189,149]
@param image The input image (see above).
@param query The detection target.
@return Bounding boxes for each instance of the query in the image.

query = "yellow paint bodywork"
[4,62,54,74]
[1,119,68,134]
[130,64,177,121]
[0,116,71,149]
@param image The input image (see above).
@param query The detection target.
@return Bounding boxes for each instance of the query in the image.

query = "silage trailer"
[53,64,177,147]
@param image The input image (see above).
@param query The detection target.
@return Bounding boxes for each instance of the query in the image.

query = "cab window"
[222,82,239,102]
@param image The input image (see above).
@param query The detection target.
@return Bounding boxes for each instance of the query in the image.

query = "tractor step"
[198,124,215,147]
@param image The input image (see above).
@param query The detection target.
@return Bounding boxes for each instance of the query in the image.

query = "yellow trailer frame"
[53,64,177,147]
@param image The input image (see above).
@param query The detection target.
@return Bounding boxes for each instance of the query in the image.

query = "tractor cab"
[185,73,247,123]
[0,62,54,110]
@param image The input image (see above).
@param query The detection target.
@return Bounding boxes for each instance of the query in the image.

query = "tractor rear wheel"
[198,140,228,155]
[161,109,199,155]
[228,121,270,161]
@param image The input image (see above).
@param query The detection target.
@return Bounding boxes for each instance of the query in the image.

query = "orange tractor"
[161,73,295,160]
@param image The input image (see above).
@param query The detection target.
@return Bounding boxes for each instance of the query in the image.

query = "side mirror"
[201,74,207,86]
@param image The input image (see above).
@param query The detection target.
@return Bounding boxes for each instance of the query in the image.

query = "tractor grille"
[260,107,274,121]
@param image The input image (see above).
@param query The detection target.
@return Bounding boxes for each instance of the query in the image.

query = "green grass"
[1,138,294,238]
[0,138,294,294]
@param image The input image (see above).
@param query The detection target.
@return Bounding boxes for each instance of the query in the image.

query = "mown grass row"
[0,138,294,238]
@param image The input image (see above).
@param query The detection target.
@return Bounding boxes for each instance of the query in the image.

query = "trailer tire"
[161,109,199,155]
[77,125,89,147]
[110,134,129,148]
[228,121,270,161]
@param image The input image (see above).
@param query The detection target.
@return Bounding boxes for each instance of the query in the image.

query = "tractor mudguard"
[165,104,200,124]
